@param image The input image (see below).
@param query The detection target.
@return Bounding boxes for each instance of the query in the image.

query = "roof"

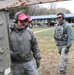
[31,14,74,20]
[0,0,69,10]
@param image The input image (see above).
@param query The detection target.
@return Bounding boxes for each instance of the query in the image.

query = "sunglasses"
[19,19,28,23]
[57,17,62,19]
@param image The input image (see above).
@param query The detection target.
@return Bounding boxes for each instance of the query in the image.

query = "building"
[31,14,74,27]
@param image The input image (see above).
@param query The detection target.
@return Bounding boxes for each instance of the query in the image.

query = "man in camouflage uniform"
[54,13,73,75]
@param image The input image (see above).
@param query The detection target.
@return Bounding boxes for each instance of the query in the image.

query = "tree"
[45,2,57,14]
[8,4,71,19]
[56,8,71,14]
[8,6,29,19]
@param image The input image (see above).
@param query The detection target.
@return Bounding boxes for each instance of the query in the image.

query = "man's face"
[57,15,63,22]
[17,19,28,28]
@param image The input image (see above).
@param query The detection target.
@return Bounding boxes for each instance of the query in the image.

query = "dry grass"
[32,27,74,75]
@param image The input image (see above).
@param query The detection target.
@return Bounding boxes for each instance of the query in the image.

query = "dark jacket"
[9,24,41,63]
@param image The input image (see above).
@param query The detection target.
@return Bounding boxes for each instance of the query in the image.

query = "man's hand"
[65,47,69,53]
[36,59,40,69]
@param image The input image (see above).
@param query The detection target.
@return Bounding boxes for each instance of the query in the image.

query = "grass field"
[32,27,74,75]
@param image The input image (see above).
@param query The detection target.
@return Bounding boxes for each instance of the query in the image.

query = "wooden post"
[0,10,11,75]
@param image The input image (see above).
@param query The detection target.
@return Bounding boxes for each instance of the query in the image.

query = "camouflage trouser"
[11,59,39,75]
[58,46,69,72]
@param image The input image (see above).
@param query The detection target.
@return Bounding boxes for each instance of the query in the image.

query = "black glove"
[58,46,62,55]
[11,52,21,61]
[36,59,40,69]
[65,47,69,54]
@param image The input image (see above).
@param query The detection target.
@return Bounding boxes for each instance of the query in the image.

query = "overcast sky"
[40,0,74,13]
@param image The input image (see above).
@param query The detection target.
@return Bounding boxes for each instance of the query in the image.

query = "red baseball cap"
[28,16,32,22]
[18,13,27,20]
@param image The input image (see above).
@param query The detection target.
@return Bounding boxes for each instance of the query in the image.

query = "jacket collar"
[58,20,65,25]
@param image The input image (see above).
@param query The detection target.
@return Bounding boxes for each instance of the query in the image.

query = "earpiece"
[13,12,22,23]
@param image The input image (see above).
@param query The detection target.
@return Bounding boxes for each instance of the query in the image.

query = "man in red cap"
[26,16,33,28]
[9,12,41,75]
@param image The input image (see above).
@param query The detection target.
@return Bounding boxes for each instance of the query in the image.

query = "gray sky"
[40,0,74,13]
